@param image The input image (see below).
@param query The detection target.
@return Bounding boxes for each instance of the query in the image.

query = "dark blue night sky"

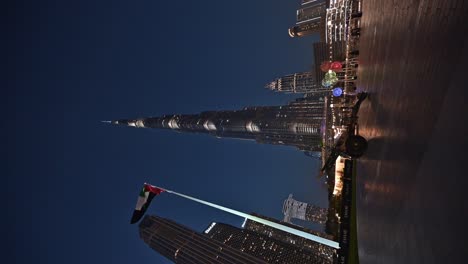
[7,1,328,263]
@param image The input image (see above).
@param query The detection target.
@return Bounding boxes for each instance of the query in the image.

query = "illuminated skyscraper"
[139,215,266,264]
[265,71,331,95]
[282,194,328,224]
[265,41,347,96]
[289,0,327,39]
[112,97,326,152]
[242,213,335,262]
[139,214,334,264]
[205,222,332,264]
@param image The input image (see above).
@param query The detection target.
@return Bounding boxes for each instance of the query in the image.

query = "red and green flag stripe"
[130,184,164,224]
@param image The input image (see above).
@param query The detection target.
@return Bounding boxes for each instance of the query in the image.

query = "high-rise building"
[139,215,267,264]
[289,19,325,38]
[289,0,327,39]
[264,41,347,96]
[205,222,332,264]
[243,213,336,262]
[265,71,331,95]
[296,1,327,24]
[282,194,328,224]
[139,214,334,264]
[325,0,354,44]
[112,97,327,152]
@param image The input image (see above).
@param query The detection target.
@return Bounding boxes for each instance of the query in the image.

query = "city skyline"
[8,0,467,263]
[6,1,329,264]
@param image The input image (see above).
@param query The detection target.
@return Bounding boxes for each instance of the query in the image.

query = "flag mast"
[154,185,340,249]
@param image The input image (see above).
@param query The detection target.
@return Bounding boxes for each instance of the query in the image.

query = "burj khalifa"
[112,96,328,152]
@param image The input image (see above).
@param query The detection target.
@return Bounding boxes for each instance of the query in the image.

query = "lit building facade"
[259,40,352,177]
[112,97,327,152]
[325,0,359,44]
[205,222,331,264]
[324,0,362,100]
[282,194,328,224]
[289,0,327,39]
[333,156,346,195]
[243,213,336,262]
[265,71,331,95]
[139,215,266,264]
[265,41,347,96]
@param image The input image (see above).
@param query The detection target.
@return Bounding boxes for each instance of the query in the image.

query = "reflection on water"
[355,0,468,263]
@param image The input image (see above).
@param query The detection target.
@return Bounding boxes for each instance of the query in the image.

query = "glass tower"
[289,0,327,39]
[205,222,332,264]
[243,213,336,262]
[265,71,330,94]
[139,215,266,264]
[112,97,327,152]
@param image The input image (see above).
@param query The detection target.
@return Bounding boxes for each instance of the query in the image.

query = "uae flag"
[130,183,164,224]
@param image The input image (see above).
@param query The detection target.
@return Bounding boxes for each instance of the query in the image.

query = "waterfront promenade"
[355,0,468,263]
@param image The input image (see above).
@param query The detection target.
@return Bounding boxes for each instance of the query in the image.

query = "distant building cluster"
[268,0,361,97]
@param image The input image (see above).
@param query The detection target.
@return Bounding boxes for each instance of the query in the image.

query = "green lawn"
[348,160,359,264]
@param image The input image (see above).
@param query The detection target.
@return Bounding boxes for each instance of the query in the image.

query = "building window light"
[168,119,180,129]
[203,120,217,131]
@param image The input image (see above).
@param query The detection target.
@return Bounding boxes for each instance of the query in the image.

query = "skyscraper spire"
[111,97,327,152]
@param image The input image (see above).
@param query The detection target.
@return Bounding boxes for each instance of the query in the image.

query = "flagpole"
[154,185,340,249]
